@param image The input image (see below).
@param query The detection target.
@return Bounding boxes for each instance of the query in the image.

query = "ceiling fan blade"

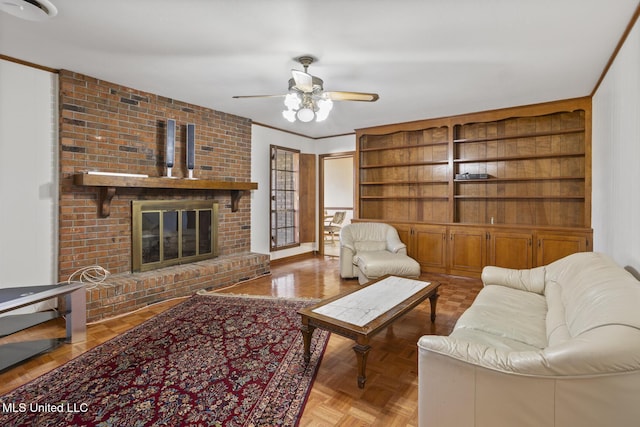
[324,91,379,102]
[291,70,313,92]
[232,94,286,99]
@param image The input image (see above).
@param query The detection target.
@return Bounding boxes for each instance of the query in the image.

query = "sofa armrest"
[418,335,566,376]
[481,265,546,294]
[385,232,407,254]
[339,245,357,278]
[418,339,640,427]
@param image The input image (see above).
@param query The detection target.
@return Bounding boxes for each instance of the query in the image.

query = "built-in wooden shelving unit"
[354,97,593,277]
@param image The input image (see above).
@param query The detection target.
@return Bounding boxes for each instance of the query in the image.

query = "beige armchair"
[339,222,420,284]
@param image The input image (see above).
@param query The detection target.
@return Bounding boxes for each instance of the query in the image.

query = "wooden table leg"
[300,318,315,364]
[428,291,440,322]
[353,343,371,389]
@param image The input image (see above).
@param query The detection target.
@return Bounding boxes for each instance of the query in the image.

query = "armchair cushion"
[354,250,421,280]
[354,240,387,253]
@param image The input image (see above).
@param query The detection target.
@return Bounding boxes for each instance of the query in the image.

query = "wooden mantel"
[73,173,258,217]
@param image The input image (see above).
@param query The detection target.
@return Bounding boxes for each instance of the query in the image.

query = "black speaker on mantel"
[166,119,176,177]
[186,123,195,179]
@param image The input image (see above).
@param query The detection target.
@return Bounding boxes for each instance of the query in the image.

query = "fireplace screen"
[132,200,218,272]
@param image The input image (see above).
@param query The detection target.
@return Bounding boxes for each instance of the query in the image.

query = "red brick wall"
[58,70,255,281]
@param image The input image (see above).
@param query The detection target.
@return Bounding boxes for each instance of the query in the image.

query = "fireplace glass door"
[132,200,218,272]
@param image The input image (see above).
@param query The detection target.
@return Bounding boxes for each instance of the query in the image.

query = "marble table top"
[311,276,431,327]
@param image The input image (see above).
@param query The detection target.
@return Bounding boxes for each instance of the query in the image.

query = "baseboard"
[270,251,317,266]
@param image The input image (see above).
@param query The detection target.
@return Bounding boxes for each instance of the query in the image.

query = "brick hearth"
[58,70,268,322]
[86,253,269,321]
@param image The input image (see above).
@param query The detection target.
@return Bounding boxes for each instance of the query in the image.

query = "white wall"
[592,16,640,270]
[250,124,355,260]
[311,134,355,156]
[324,156,354,208]
[0,59,58,312]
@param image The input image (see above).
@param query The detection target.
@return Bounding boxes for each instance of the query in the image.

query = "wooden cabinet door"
[389,223,447,273]
[488,231,533,269]
[535,233,588,266]
[448,227,486,275]
[412,224,448,272]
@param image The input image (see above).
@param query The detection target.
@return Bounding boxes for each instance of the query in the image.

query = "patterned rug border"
[196,289,321,303]
[0,293,329,426]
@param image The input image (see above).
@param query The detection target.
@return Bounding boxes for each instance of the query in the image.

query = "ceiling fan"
[233,56,379,123]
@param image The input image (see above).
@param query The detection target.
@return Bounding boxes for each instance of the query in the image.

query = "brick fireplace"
[58,70,269,321]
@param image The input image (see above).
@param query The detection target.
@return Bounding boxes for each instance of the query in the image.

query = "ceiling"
[1,0,638,139]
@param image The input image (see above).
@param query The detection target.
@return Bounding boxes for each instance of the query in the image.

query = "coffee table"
[298,275,440,388]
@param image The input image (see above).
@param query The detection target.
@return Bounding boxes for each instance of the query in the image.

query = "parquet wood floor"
[0,255,481,426]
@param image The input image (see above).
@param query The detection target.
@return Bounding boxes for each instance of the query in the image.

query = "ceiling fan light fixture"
[236,55,378,125]
[283,93,301,110]
[283,91,329,123]
[282,109,296,123]
[315,98,333,122]
[296,107,315,123]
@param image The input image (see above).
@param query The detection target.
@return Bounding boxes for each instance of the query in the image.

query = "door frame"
[318,151,355,256]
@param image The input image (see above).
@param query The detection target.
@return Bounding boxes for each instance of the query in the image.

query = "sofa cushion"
[544,281,572,346]
[546,252,640,338]
[454,285,548,350]
[354,250,420,278]
[482,265,546,294]
[448,328,542,353]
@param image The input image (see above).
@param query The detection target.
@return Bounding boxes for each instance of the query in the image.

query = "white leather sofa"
[418,252,640,427]
[339,222,420,284]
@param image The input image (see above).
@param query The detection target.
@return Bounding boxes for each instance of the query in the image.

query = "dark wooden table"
[298,275,440,388]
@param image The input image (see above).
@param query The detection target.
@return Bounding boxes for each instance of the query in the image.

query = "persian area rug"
[0,294,329,427]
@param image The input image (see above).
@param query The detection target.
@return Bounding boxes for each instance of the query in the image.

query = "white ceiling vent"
[1,0,57,21]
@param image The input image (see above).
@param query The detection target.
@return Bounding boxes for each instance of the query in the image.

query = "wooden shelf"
[361,180,449,185]
[454,176,585,183]
[360,141,449,152]
[361,196,449,200]
[453,127,585,144]
[454,152,584,163]
[361,160,449,169]
[454,195,584,200]
[73,173,258,217]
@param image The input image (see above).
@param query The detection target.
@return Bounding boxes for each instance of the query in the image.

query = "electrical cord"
[66,265,112,290]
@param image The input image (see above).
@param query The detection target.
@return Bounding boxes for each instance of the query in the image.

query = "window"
[270,145,300,250]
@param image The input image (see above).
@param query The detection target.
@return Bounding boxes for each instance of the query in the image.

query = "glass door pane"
[182,210,197,257]
[163,211,179,260]
[141,211,160,264]
[199,210,212,254]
